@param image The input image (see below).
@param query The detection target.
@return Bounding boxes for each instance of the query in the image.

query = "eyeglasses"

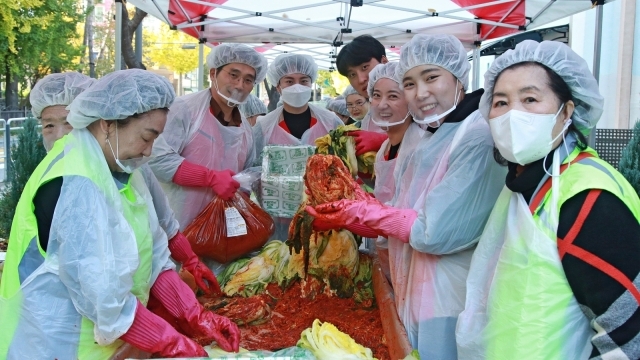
[346,100,366,109]
[220,68,255,87]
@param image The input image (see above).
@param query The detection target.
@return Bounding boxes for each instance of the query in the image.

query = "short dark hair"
[336,35,386,77]
[492,61,587,165]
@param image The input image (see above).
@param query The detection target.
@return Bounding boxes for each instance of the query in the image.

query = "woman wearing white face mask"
[307,34,507,360]
[456,40,640,360]
[0,69,241,359]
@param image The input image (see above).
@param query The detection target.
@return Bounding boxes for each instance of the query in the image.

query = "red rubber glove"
[120,299,207,357]
[306,199,417,243]
[168,232,221,295]
[173,160,240,200]
[346,130,388,156]
[312,218,380,238]
[151,270,240,352]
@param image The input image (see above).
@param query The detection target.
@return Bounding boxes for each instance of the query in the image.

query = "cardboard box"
[260,145,315,218]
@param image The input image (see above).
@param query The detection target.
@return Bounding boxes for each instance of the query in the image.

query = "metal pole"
[5,121,11,181]
[588,2,604,148]
[115,0,123,71]
[472,46,481,91]
[135,23,143,65]
[198,43,204,91]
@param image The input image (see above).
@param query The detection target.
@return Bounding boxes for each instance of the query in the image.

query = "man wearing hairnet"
[308,34,506,360]
[326,98,355,125]
[239,93,267,126]
[336,35,389,162]
[149,44,267,274]
[29,72,95,151]
[28,71,220,298]
[457,40,640,360]
[0,69,240,359]
[253,53,343,240]
[253,53,342,156]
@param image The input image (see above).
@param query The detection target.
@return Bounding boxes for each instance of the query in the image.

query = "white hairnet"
[266,53,318,86]
[367,62,400,98]
[479,40,604,135]
[207,43,268,84]
[239,94,267,117]
[326,99,349,116]
[395,34,471,90]
[67,69,175,129]
[30,72,95,119]
[342,85,359,98]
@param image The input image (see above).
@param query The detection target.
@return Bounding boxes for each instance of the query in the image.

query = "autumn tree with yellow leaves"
[146,23,207,76]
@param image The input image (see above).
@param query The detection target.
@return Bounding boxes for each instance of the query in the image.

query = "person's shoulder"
[170,89,209,110]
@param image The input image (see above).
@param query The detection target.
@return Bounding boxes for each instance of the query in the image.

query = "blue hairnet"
[326,99,350,116]
[479,40,604,135]
[239,94,267,117]
[367,62,400,98]
[31,72,95,118]
[207,43,268,84]
[396,34,471,90]
[67,69,175,129]
[266,53,318,86]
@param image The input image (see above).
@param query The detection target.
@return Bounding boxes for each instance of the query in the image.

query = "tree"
[145,24,203,74]
[619,121,640,195]
[315,70,350,98]
[83,0,96,78]
[120,2,146,69]
[0,0,48,53]
[264,79,280,112]
[0,0,85,109]
[0,119,47,239]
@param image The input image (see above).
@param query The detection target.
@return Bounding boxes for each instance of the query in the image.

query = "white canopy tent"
[123,0,611,129]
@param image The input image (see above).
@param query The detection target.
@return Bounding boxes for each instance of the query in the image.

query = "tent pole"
[472,46,481,91]
[588,1,604,148]
[198,42,204,91]
[115,0,123,71]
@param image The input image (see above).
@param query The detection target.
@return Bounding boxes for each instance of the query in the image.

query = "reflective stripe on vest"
[487,147,640,358]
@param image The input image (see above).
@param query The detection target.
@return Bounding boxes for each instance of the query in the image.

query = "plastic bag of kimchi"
[184,167,275,263]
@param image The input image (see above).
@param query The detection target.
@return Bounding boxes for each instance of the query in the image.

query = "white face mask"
[412,80,461,127]
[213,76,248,107]
[106,122,150,174]
[490,104,571,166]
[371,111,410,128]
[280,84,312,107]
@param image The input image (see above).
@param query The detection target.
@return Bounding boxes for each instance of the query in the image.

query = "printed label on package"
[225,207,248,237]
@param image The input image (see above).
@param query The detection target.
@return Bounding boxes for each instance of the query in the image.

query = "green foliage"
[0,0,85,106]
[619,120,640,196]
[316,70,338,97]
[0,118,47,239]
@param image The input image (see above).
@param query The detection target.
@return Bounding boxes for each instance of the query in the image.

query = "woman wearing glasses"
[344,85,370,122]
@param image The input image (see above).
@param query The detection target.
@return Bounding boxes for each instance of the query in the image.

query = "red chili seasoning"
[201,282,389,360]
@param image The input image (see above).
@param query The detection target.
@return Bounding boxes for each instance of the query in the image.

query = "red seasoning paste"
[200,282,390,360]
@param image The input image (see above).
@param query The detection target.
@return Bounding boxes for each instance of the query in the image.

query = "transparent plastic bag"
[183,169,275,264]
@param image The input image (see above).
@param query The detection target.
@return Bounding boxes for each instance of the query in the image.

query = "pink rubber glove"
[346,130,388,156]
[311,218,380,238]
[120,300,207,357]
[151,270,241,352]
[173,160,240,200]
[307,199,417,243]
[169,232,221,295]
